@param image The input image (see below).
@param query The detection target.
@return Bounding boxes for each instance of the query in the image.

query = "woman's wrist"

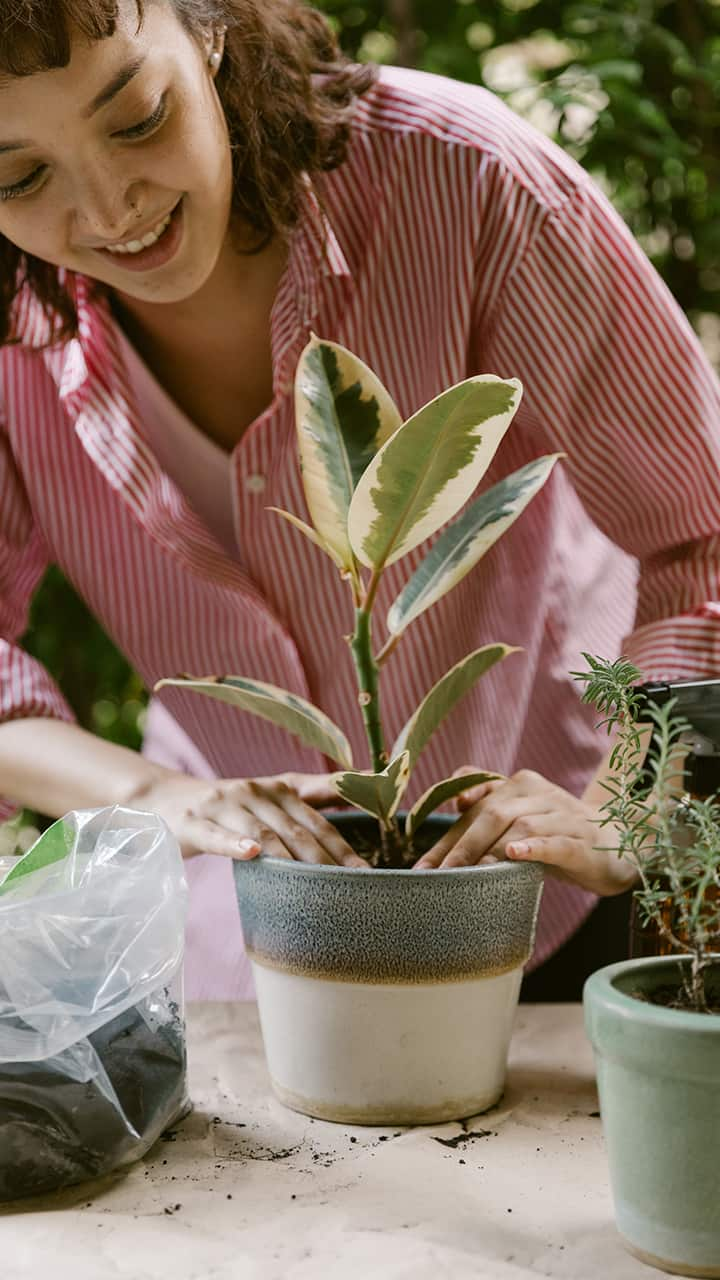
[0,718,180,818]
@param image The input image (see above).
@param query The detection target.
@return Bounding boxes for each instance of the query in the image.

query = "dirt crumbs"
[432,1129,495,1150]
[0,1003,187,1202]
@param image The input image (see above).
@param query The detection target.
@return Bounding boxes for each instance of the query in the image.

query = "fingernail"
[237,839,261,858]
[507,842,530,857]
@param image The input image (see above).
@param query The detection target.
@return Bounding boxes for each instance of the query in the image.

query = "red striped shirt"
[2,67,719,997]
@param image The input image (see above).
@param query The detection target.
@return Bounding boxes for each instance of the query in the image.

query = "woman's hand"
[413,768,639,896]
[131,770,366,867]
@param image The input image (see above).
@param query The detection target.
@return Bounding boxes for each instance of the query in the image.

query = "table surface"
[1,1002,656,1280]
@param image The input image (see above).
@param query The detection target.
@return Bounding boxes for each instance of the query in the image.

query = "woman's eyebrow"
[82,55,147,118]
[0,56,147,154]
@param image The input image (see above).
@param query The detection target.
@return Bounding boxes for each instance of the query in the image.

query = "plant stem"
[350,607,388,774]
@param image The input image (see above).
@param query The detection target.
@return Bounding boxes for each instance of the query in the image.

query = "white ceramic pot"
[234,814,544,1125]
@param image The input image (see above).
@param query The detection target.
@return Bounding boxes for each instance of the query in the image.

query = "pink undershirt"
[117,326,257,1000]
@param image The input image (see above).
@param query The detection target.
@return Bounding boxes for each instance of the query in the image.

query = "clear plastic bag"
[0,806,189,1201]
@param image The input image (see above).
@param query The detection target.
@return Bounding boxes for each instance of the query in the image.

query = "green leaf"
[333,753,411,825]
[589,60,644,85]
[406,772,503,841]
[294,336,403,571]
[387,455,562,636]
[393,645,519,768]
[154,675,354,769]
[0,818,73,894]
[348,375,522,571]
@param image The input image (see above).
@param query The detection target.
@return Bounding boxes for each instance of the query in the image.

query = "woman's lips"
[94,198,185,273]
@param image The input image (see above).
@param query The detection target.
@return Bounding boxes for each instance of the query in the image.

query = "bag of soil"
[0,805,189,1201]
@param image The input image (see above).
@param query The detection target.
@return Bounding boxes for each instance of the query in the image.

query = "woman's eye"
[0,95,169,201]
[116,95,169,141]
[0,167,47,202]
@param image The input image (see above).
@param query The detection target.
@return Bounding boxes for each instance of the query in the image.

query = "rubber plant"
[157,338,561,867]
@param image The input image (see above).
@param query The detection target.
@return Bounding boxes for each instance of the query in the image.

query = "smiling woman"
[0,0,718,1004]
[0,0,375,343]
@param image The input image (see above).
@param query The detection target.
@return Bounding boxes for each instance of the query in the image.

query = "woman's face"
[0,0,234,304]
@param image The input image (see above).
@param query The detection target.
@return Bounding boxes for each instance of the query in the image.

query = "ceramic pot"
[233,813,544,1125]
[584,956,720,1277]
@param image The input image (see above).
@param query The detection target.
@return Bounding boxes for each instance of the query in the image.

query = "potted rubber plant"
[158,337,560,1125]
[580,656,720,1278]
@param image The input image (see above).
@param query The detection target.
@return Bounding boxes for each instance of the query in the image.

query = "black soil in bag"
[0,1002,187,1201]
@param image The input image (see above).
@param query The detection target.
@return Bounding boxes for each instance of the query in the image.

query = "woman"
[0,0,718,998]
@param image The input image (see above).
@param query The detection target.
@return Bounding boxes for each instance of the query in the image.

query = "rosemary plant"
[576,655,720,1014]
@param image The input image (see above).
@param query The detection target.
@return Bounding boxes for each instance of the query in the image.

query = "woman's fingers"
[237,782,365,867]
[179,814,269,861]
[452,767,505,812]
[414,806,479,869]
[268,783,367,868]
[415,787,559,870]
[501,817,637,895]
[438,806,587,871]
[260,772,344,809]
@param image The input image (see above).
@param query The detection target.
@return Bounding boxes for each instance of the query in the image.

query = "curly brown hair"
[0,0,376,345]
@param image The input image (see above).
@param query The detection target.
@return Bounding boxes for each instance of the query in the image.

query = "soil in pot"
[0,999,187,1202]
[326,811,451,868]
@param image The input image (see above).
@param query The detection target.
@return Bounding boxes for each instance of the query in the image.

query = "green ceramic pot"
[584,956,720,1277]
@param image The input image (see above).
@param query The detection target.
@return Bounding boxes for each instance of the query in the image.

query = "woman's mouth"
[95,199,184,273]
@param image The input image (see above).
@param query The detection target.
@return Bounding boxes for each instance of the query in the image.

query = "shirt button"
[245,473,267,495]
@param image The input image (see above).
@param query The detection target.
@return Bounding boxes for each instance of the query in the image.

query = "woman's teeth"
[104,212,172,255]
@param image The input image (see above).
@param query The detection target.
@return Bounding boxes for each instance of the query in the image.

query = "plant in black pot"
[158,337,560,1125]
[580,656,720,1278]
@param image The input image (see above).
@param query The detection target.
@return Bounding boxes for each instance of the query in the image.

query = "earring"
[208,49,222,72]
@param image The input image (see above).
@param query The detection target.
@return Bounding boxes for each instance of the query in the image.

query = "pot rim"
[237,853,543,880]
[584,954,720,1032]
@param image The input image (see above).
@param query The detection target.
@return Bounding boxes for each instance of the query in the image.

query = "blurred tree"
[23,566,146,750]
[17,0,720,759]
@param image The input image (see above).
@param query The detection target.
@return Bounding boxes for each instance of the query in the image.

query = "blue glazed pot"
[234,813,544,1125]
[584,956,720,1277]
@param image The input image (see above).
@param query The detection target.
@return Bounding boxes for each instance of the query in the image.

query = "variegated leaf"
[406,772,503,841]
[333,753,411,825]
[388,455,562,636]
[348,375,522,571]
[393,645,519,768]
[154,675,353,769]
[268,507,345,571]
[294,336,403,570]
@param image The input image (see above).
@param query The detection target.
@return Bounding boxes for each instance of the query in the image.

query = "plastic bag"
[0,805,189,1201]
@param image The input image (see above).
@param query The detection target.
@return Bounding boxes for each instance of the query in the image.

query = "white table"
[1,1003,656,1280]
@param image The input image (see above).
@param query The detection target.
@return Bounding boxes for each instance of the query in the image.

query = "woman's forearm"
[0,718,171,818]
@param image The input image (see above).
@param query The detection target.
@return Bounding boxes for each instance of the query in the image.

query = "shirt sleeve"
[478,175,720,681]
[0,416,75,818]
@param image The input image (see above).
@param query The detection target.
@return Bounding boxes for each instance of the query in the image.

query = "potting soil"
[0,1000,187,1202]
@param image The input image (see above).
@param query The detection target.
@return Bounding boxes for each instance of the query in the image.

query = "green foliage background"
[20,0,720,754]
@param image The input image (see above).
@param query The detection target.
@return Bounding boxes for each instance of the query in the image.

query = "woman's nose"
[73,171,145,246]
